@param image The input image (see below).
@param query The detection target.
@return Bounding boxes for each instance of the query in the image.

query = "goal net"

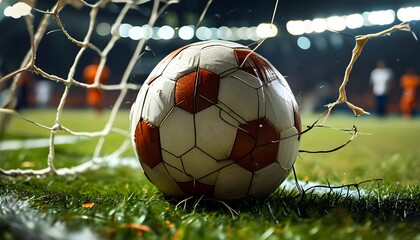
[0,0,413,177]
[0,0,180,176]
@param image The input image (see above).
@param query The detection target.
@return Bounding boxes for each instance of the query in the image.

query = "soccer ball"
[130,40,301,200]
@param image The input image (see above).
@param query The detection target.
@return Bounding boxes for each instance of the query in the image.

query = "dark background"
[0,0,419,112]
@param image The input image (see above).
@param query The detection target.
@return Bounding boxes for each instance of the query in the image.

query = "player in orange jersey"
[83,58,111,114]
[399,68,420,119]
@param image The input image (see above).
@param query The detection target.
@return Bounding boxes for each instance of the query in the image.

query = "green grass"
[0,109,419,239]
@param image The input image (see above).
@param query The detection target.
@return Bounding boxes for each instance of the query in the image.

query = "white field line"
[280,178,369,197]
[0,135,86,151]
[1,136,369,198]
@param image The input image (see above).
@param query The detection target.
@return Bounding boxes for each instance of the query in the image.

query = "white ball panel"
[198,160,234,185]
[130,83,149,138]
[160,107,195,157]
[141,162,184,196]
[195,106,237,160]
[189,40,246,50]
[214,164,252,199]
[162,151,192,182]
[277,126,300,170]
[219,107,242,126]
[226,70,265,89]
[199,46,238,74]
[141,77,175,126]
[218,72,265,122]
[182,148,221,180]
[248,163,289,198]
[265,81,295,131]
[197,175,218,186]
[269,62,293,92]
[162,48,200,80]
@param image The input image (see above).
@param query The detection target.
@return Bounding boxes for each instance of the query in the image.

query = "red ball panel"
[196,68,220,112]
[230,118,280,172]
[175,71,196,113]
[233,49,278,83]
[251,142,279,171]
[177,181,215,196]
[229,128,255,160]
[175,68,220,114]
[256,118,281,146]
[134,119,162,168]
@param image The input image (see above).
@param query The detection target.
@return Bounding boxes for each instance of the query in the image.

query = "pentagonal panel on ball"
[159,107,195,157]
[175,69,220,114]
[134,119,162,169]
[233,49,279,83]
[218,71,265,122]
[230,118,280,172]
[195,106,238,160]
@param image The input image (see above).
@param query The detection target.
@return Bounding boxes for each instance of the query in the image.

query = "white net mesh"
[0,0,179,176]
[0,0,414,177]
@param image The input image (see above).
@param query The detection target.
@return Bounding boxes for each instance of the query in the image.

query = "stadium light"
[217,26,232,40]
[248,26,260,41]
[256,23,278,38]
[327,16,346,31]
[286,20,305,36]
[118,23,132,38]
[96,22,111,36]
[196,26,212,40]
[397,7,420,22]
[297,36,311,50]
[128,26,143,40]
[158,25,175,40]
[178,25,194,40]
[312,18,327,33]
[143,25,153,39]
[346,14,364,29]
[303,20,314,34]
[366,10,395,25]
[4,2,31,19]
[285,5,420,36]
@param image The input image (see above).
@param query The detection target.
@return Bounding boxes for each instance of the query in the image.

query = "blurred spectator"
[370,60,394,116]
[35,79,53,108]
[16,72,33,110]
[399,68,420,119]
[83,58,111,114]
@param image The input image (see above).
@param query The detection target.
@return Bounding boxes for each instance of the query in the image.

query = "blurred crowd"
[1,60,420,119]
[299,60,420,119]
